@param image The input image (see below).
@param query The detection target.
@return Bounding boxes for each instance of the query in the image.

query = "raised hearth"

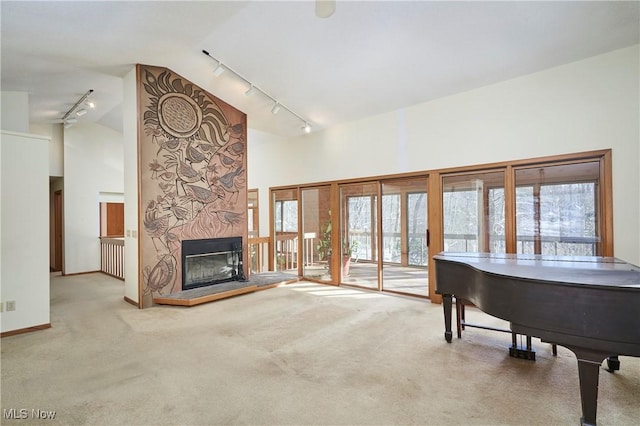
[153,272,299,307]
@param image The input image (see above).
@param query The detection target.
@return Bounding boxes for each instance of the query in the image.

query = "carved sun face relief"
[157,93,203,139]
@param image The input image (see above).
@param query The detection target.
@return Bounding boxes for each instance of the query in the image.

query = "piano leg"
[455,298,463,338]
[442,294,453,343]
[569,347,610,426]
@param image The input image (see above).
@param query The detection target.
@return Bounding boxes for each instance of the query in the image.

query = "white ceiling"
[2,1,639,137]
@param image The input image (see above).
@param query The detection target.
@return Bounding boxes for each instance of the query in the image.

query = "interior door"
[54,190,63,272]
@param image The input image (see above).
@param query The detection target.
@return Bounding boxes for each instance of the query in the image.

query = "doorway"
[381,177,429,297]
[53,190,63,272]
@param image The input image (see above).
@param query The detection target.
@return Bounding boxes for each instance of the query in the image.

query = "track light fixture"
[62,89,93,128]
[202,49,312,133]
[85,100,95,109]
[212,63,225,77]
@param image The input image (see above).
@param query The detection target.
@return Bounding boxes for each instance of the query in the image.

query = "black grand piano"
[434,252,640,426]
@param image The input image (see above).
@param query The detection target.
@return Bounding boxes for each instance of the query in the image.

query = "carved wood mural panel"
[137,64,247,307]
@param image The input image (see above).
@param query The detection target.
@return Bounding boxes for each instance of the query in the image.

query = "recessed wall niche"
[136,64,248,308]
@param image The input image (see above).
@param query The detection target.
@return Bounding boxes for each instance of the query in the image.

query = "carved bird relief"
[143,254,176,295]
[144,201,170,252]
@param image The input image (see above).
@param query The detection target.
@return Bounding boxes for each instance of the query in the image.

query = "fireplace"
[181,237,243,291]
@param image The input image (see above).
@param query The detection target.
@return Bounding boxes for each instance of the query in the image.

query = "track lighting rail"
[202,50,311,133]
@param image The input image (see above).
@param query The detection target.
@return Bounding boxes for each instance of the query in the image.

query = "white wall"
[247,46,640,265]
[30,123,64,177]
[122,67,139,305]
[63,122,124,274]
[0,91,30,133]
[246,128,288,238]
[1,131,50,333]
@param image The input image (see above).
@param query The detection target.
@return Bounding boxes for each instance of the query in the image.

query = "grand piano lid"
[434,252,640,288]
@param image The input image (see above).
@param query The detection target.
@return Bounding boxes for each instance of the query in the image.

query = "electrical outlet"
[6,300,16,311]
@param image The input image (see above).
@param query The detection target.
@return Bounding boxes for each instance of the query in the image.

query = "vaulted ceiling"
[2,1,638,137]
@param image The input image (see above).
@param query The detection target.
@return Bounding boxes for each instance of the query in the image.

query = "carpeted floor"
[1,272,638,425]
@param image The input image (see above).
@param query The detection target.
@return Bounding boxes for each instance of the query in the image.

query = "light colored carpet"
[1,272,638,425]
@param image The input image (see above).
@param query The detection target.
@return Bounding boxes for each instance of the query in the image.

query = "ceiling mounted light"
[85,100,95,109]
[316,0,336,18]
[212,62,225,77]
[303,123,311,133]
[245,84,256,96]
[61,89,93,125]
[271,102,281,115]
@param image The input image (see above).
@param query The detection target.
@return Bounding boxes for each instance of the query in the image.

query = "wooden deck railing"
[249,233,319,274]
[275,232,298,270]
[100,237,124,280]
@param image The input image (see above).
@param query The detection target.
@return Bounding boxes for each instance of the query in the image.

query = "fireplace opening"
[181,237,243,291]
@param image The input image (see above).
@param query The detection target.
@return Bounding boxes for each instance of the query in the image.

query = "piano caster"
[445,331,453,343]
[605,356,620,373]
[509,333,536,361]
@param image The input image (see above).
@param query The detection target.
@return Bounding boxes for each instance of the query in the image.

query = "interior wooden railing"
[99,237,124,280]
[248,236,270,274]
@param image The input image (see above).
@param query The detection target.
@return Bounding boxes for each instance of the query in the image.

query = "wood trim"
[136,64,144,309]
[268,189,275,271]
[1,323,52,338]
[330,182,340,284]
[63,270,102,276]
[375,181,383,291]
[123,296,138,307]
[601,150,614,257]
[427,172,442,302]
[504,165,517,253]
[297,187,303,277]
[153,285,258,306]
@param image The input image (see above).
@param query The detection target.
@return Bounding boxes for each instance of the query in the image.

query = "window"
[407,192,428,266]
[275,200,298,232]
[515,161,600,256]
[442,171,506,253]
[247,189,259,237]
[267,150,611,300]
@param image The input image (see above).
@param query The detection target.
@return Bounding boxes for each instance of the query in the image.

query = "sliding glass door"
[381,178,429,297]
[301,186,333,282]
[273,189,298,272]
[340,182,379,289]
